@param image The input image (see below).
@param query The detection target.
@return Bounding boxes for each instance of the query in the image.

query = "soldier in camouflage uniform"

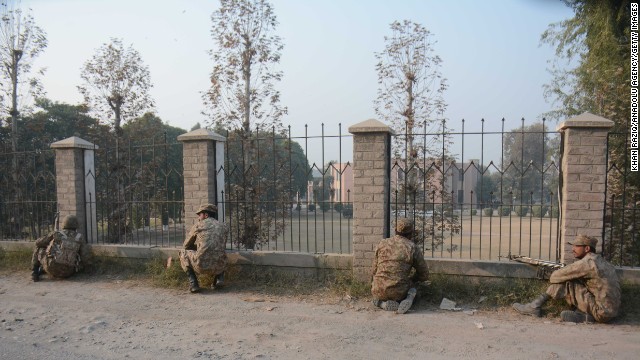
[31,215,90,281]
[371,218,429,314]
[179,204,228,293]
[513,234,621,323]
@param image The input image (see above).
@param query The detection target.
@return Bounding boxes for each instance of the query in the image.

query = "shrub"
[499,206,511,216]
[341,204,353,218]
[515,206,529,217]
[334,202,343,213]
[319,201,331,212]
[470,209,477,216]
[483,208,493,216]
[307,204,316,212]
[531,205,548,218]
[550,206,560,218]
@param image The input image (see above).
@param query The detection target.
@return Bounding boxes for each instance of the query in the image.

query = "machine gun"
[502,254,565,279]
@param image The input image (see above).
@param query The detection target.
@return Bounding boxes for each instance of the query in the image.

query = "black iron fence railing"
[0,148,57,241]
[219,124,353,254]
[88,134,186,247]
[604,132,639,267]
[390,118,561,261]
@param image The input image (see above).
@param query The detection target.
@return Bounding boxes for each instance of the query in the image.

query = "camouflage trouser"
[371,279,416,303]
[31,247,74,278]
[32,248,45,268]
[546,282,615,323]
[178,249,226,277]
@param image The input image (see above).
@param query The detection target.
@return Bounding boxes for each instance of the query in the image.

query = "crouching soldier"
[371,218,429,314]
[31,215,90,281]
[179,204,228,293]
[513,234,621,323]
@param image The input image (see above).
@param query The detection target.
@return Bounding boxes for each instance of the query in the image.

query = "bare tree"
[78,38,154,135]
[204,0,288,249]
[374,20,447,166]
[0,0,47,152]
[204,0,286,135]
[78,38,154,242]
[375,20,458,251]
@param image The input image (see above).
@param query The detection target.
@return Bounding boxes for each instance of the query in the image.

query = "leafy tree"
[222,128,310,249]
[0,0,47,152]
[121,113,186,228]
[474,169,500,207]
[542,0,638,265]
[19,99,106,149]
[78,38,154,135]
[205,0,288,248]
[501,122,558,205]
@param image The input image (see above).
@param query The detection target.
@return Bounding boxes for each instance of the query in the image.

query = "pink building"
[329,163,353,203]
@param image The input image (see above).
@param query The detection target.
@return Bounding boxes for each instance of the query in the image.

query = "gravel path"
[1,273,639,359]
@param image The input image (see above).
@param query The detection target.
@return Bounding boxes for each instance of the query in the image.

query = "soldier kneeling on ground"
[371,218,429,314]
[513,234,621,323]
[179,204,228,293]
[31,215,90,281]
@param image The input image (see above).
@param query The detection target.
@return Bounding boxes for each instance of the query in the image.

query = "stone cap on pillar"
[556,112,614,131]
[50,136,98,150]
[348,119,393,134]
[177,128,226,142]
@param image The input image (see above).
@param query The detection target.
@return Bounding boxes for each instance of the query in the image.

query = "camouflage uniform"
[371,234,429,302]
[179,217,228,276]
[547,252,621,323]
[32,228,88,279]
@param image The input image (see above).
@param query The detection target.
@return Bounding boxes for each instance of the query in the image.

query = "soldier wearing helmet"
[179,204,228,293]
[371,217,429,314]
[31,214,90,281]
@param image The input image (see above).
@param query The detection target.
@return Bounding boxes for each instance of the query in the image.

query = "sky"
[19,0,575,164]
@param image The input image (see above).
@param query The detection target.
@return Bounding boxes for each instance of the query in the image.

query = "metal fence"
[88,134,186,247]
[0,148,57,241]
[390,118,561,262]
[604,132,639,267]
[219,124,353,254]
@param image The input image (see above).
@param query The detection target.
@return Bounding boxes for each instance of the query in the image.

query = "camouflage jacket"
[182,217,227,273]
[371,235,429,301]
[549,252,621,317]
[35,229,88,277]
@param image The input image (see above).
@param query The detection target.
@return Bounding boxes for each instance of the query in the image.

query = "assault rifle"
[502,254,565,279]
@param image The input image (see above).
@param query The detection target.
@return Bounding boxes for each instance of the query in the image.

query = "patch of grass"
[145,257,187,289]
[620,281,640,323]
[325,270,370,299]
[0,247,33,272]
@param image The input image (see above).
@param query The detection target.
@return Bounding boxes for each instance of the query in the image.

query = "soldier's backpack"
[46,231,82,269]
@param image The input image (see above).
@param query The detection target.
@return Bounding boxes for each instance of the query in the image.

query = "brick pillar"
[348,119,392,282]
[51,137,97,242]
[178,129,226,224]
[556,112,614,264]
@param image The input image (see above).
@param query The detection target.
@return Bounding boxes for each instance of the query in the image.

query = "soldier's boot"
[560,310,595,323]
[380,300,399,312]
[186,268,201,293]
[397,288,417,314]
[212,272,225,289]
[31,265,41,282]
[512,293,550,317]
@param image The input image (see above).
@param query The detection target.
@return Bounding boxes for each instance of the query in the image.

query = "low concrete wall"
[2,241,639,284]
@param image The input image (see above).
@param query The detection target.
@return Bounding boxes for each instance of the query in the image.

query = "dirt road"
[1,273,638,360]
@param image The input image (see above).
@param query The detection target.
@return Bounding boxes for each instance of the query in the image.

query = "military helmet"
[196,203,217,216]
[395,217,414,236]
[61,215,79,230]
